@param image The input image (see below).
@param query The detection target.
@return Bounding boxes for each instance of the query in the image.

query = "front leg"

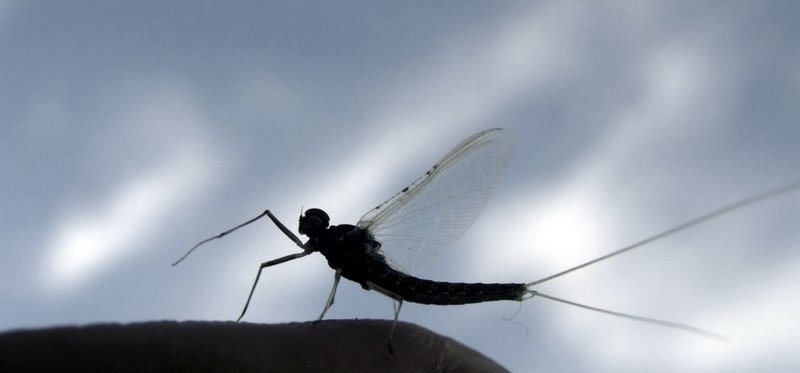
[173,209,308,266]
[262,210,306,249]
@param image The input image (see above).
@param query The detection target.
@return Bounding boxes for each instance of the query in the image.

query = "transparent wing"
[357,128,512,274]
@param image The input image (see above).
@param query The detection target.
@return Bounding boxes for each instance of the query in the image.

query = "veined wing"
[357,128,512,274]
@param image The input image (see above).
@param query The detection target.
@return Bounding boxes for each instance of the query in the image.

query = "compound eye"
[304,208,330,227]
[299,208,330,236]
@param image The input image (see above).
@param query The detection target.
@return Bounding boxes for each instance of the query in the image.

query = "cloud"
[42,147,213,292]
[40,80,219,293]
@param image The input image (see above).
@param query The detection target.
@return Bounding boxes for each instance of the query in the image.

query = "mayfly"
[173,128,800,348]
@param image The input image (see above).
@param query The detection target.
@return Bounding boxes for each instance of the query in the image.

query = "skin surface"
[0,319,509,373]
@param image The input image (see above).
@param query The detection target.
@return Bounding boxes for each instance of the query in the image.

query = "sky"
[2,1,800,372]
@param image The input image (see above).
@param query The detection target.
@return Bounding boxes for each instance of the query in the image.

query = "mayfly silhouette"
[173,128,800,349]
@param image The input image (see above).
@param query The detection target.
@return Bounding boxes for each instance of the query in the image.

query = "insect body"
[173,128,800,349]
[301,208,528,306]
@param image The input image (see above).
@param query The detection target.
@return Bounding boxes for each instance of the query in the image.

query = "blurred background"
[2,2,800,371]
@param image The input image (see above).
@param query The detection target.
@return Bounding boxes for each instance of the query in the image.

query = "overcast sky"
[2,1,800,372]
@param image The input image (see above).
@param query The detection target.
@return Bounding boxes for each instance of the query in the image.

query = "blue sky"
[2,1,800,371]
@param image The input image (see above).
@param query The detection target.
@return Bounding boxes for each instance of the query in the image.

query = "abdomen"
[367,261,526,305]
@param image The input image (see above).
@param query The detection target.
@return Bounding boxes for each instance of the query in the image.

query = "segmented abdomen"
[368,261,527,305]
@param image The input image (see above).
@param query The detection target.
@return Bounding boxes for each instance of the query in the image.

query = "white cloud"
[40,80,219,293]
[42,147,213,292]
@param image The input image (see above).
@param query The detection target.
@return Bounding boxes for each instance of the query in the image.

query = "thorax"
[310,224,383,269]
